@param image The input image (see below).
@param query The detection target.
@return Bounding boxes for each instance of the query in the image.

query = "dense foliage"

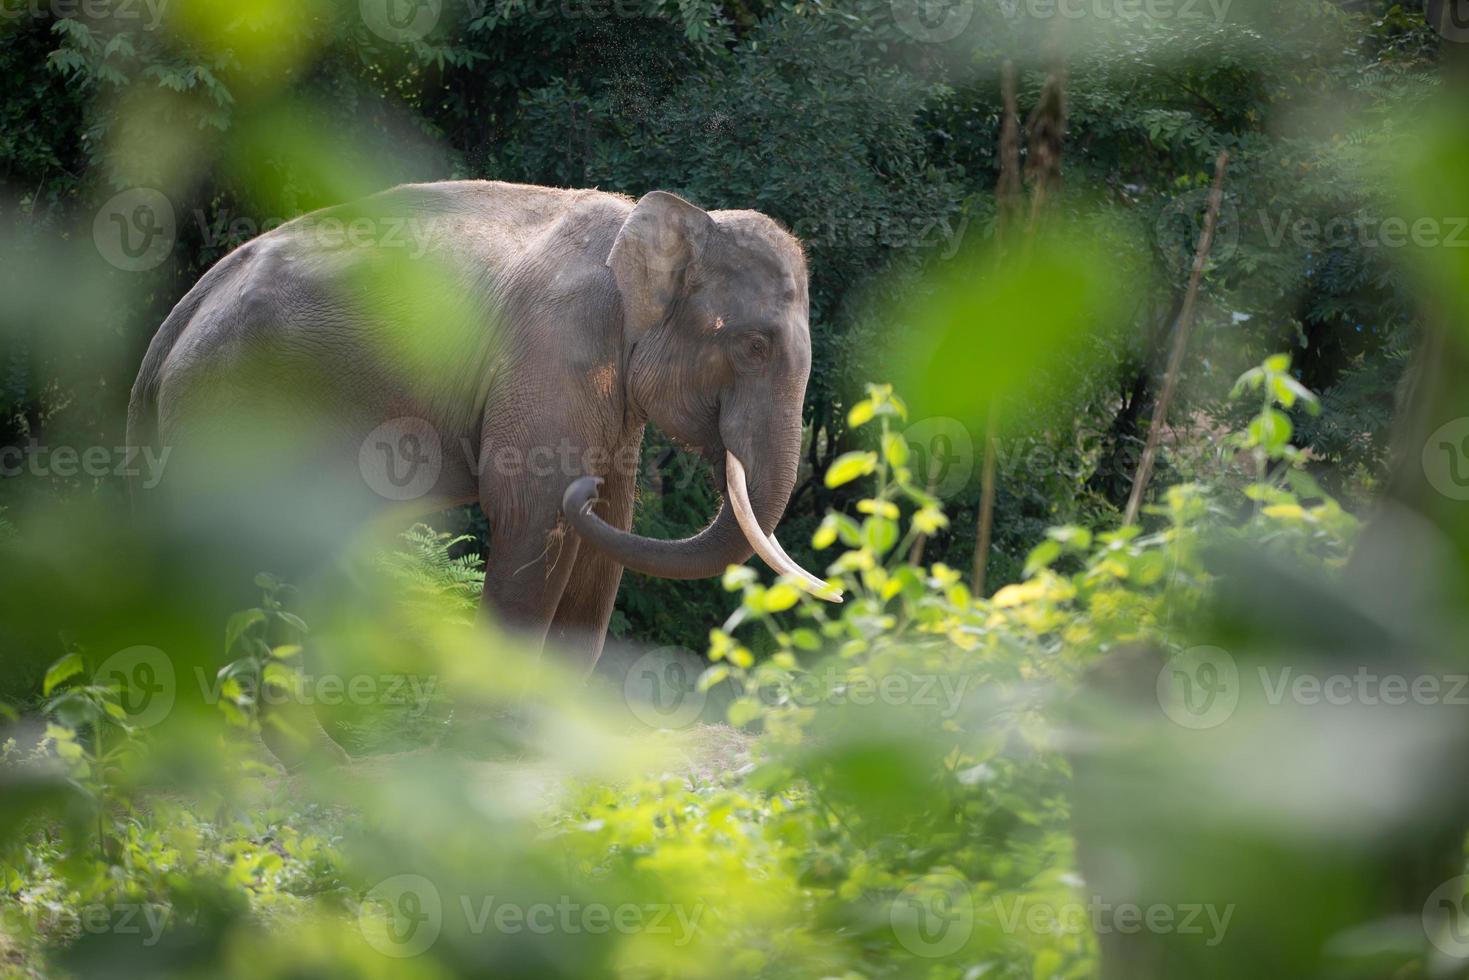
[5,4,1469,978]
[0,0,1443,649]
[3,362,1375,978]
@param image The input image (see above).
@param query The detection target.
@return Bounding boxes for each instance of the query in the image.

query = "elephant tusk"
[725,451,843,603]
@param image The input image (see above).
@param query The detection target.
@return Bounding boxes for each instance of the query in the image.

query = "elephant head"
[562,191,841,602]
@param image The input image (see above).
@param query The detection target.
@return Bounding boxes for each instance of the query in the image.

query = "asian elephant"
[127,181,840,732]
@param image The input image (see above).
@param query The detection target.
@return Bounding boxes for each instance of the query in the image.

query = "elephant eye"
[744,334,770,359]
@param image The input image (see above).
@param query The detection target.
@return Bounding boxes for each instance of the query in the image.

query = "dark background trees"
[0,0,1439,648]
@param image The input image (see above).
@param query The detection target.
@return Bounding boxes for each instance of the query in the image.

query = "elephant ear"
[607,191,715,342]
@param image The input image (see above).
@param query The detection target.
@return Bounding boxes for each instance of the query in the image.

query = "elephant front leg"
[479,488,582,649]
[546,446,638,674]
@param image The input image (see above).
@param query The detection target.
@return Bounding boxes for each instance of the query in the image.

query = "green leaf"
[812,518,839,550]
[274,611,309,634]
[861,516,899,555]
[225,609,266,655]
[881,431,909,468]
[1285,468,1325,500]
[698,665,730,691]
[723,565,758,591]
[262,661,299,694]
[825,451,878,489]
[789,628,821,651]
[1024,539,1062,576]
[762,583,801,613]
[726,697,761,727]
[43,652,85,696]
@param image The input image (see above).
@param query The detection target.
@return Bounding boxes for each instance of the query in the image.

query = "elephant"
[127,181,840,760]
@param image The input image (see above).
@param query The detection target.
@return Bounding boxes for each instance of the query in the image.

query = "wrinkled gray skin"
[129,181,812,678]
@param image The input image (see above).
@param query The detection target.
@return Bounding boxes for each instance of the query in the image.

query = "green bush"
[0,360,1376,979]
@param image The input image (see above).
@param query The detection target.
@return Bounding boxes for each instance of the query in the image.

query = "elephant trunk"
[560,419,840,601]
